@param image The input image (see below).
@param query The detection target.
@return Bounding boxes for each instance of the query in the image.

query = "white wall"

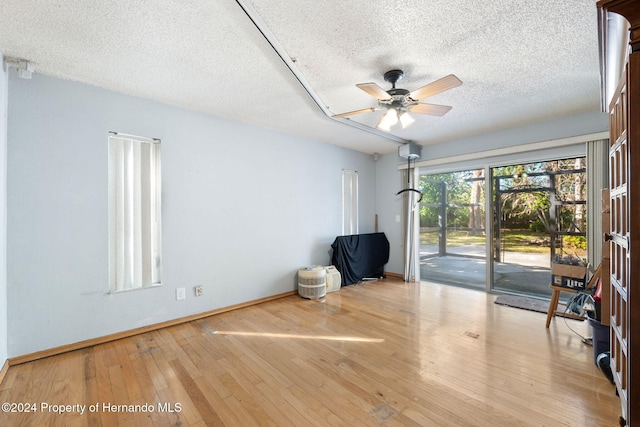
[6,72,376,357]
[375,111,609,275]
[0,53,8,365]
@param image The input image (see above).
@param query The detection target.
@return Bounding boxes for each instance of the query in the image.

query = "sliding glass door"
[418,169,486,290]
[418,156,587,299]
[490,158,586,298]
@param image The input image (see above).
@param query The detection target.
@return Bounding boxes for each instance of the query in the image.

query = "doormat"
[494,295,548,314]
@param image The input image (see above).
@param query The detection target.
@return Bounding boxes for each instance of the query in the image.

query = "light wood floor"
[0,278,620,426]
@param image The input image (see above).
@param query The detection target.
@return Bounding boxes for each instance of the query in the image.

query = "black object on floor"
[597,351,615,384]
[331,233,390,286]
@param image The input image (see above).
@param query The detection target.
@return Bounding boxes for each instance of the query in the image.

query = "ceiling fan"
[332,69,462,131]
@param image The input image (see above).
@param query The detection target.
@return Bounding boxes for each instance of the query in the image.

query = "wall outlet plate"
[195,285,204,297]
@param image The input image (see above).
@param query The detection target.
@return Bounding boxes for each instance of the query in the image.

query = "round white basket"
[298,267,327,299]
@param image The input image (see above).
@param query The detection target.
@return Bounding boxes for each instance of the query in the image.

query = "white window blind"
[342,170,358,235]
[108,133,161,292]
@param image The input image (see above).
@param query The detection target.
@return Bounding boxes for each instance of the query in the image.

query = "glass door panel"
[491,159,586,298]
[419,169,486,290]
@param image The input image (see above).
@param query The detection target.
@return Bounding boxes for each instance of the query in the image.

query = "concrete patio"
[419,244,556,299]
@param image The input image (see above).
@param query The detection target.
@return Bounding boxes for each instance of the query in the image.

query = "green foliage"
[529,220,547,233]
[564,235,587,251]
[419,158,587,256]
[492,158,586,232]
[418,170,484,231]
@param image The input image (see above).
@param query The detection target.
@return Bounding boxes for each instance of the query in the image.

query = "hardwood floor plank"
[81,348,102,427]
[138,348,168,393]
[188,374,247,427]
[93,345,119,427]
[215,357,281,426]
[169,358,224,426]
[0,278,620,426]
[253,380,322,427]
[180,340,234,400]
[113,340,143,404]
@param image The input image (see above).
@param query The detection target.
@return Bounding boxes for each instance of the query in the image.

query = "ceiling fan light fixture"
[387,108,399,125]
[377,120,391,132]
[377,108,398,131]
[377,113,392,131]
[336,69,461,132]
[400,111,415,129]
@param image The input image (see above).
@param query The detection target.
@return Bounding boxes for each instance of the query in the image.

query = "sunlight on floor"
[212,330,384,343]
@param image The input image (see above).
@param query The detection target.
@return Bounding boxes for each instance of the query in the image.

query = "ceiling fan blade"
[356,82,392,100]
[409,103,453,116]
[332,107,378,118]
[408,74,462,101]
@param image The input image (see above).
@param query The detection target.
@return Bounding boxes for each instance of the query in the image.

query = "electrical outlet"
[194,285,204,297]
[176,287,186,301]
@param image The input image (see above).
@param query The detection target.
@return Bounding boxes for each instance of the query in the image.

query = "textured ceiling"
[0,0,602,154]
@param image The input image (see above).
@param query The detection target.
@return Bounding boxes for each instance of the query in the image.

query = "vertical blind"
[586,139,609,267]
[342,170,358,235]
[108,134,161,292]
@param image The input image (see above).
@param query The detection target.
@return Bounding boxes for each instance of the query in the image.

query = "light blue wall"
[6,72,376,357]
[375,111,609,275]
[422,111,608,162]
[375,151,405,276]
[4,68,611,358]
[0,54,8,365]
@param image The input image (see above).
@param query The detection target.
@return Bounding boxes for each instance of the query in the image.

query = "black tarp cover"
[331,232,390,286]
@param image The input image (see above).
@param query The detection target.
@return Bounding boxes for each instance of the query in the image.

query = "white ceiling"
[0,0,602,155]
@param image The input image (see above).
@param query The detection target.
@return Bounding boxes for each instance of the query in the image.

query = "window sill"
[109,283,162,294]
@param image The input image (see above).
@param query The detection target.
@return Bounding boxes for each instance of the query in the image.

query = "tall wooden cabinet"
[597,1,640,425]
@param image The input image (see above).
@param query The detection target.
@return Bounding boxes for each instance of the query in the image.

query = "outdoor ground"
[419,230,587,300]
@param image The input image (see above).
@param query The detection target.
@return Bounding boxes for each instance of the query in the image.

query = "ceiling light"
[377,108,399,131]
[386,108,398,126]
[400,111,415,129]
[377,120,391,132]
[377,108,417,131]
[376,111,391,131]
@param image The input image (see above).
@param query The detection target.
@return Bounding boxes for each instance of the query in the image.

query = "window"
[342,170,358,235]
[108,133,161,292]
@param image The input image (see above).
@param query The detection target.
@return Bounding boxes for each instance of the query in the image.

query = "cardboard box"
[552,263,587,290]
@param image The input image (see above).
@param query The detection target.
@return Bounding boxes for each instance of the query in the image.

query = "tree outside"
[492,158,587,259]
[419,157,587,296]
